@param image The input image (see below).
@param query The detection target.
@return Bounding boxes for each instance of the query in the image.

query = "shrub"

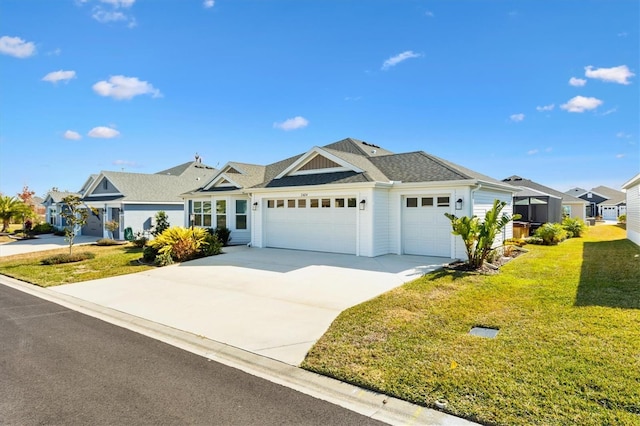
[54,229,66,236]
[150,226,210,263]
[525,236,544,245]
[41,252,95,265]
[618,214,627,223]
[533,223,567,245]
[201,233,223,257]
[133,236,148,248]
[151,211,170,237]
[155,252,174,267]
[209,226,231,246]
[32,222,55,234]
[504,238,527,247]
[562,217,587,238]
[96,238,120,246]
[142,245,159,263]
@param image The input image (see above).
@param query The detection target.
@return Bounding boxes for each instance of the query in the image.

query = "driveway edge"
[0,275,477,426]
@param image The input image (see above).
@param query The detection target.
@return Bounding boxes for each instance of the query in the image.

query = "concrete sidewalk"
[0,234,99,257]
[52,246,450,365]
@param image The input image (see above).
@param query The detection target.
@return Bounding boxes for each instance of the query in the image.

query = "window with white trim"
[235,200,247,230]
[216,200,226,228]
[193,201,212,227]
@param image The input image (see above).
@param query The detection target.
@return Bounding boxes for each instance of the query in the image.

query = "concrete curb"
[1,275,477,426]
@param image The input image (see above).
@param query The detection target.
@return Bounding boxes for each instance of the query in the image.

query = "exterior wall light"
[456,198,463,210]
[359,199,366,210]
[252,201,258,211]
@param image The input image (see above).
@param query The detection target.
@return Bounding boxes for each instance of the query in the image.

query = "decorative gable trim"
[222,164,245,174]
[204,173,241,190]
[275,147,363,179]
[84,174,123,198]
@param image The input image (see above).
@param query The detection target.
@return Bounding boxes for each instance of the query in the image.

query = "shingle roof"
[85,161,217,202]
[192,137,509,191]
[45,191,80,203]
[590,185,626,204]
[503,176,587,204]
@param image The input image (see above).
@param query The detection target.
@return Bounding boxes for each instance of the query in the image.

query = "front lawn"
[0,244,154,287]
[302,225,640,425]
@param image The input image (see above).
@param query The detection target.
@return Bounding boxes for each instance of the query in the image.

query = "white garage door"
[601,206,618,220]
[265,197,357,254]
[402,195,452,257]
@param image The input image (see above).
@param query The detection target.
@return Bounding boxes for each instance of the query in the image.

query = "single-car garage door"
[265,197,357,254]
[82,208,103,237]
[402,195,452,257]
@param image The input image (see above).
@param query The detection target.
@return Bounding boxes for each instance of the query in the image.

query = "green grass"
[302,225,640,425]
[0,244,154,287]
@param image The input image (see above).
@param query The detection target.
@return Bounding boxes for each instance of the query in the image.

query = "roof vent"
[371,149,377,154]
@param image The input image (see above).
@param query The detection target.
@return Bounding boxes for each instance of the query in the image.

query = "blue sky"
[1,0,638,198]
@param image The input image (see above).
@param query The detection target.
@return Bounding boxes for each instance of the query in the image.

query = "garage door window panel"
[437,197,450,207]
[422,197,434,207]
[287,200,295,208]
[298,199,306,208]
[310,199,319,208]
[406,197,418,208]
[276,200,284,208]
[348,198,356,208]
[322,198,330,208]
[335,198,345,208]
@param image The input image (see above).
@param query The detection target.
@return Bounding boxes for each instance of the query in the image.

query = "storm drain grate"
[469,326,499,338]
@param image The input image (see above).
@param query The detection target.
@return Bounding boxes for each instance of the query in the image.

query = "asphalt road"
[0,283,385,425]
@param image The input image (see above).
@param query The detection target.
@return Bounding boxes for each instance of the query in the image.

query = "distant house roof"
[591,185,626,205]
[565,185,626,205]
[85,161,217,203]
[502,176,587,204]
[43,191,80,204]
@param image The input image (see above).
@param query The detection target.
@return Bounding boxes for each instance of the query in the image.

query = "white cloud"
[527,149,539,155]
[273,116,309,131]
[616,154,625,159]
[617,32,628,37]
[569,77,586,87]
[616,132,631,138]
[600,107,617,116]
[510,113,525,122]
[100,0,135,7]
[203,0,215,8]
[93,75,162,100]
[47,48,62,56]
[560,96,603,113]
[88,126,120,138]
[585,65,635,85]
[381,50,421,70]
[92,9,127,23]
[63,130,82,140]
[0,35,36,58]
[425,11,434,17]
[536,104,554,112]
[42,70,76,84]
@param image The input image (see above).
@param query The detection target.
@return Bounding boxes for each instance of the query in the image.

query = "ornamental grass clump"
[534,222,567,245]
[562,217,587,238]
[149,226,222,265]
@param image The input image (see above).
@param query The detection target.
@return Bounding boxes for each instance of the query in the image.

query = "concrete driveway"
[52,246,452,365]
[0,234,99,257]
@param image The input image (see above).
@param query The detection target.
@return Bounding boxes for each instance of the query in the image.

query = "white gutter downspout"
[470,182,482,216]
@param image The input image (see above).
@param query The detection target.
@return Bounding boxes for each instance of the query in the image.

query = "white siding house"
[184,138,517,260]
[622,173,640,246]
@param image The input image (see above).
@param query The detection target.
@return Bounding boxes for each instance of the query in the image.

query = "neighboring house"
[502,175,588,223]
[565,186,626,220]
[43,191,81,228]
[80,159,217,238]
[622,173,640,246]
[43,175,98,229]
[182,137,517,258]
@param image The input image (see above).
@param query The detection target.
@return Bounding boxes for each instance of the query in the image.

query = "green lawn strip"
[0,244,153,287]
[302,225,640,425]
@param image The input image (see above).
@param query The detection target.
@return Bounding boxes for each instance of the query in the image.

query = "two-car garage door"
[402,195,452,257]
[265,197,357,254]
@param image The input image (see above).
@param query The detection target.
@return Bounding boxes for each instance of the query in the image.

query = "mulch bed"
[446,247,527,274]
